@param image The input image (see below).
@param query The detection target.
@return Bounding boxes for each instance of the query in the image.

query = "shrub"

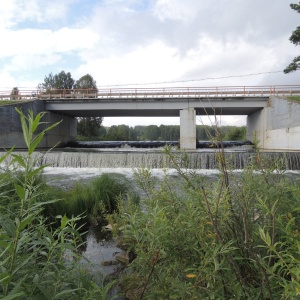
[111,147,300,299]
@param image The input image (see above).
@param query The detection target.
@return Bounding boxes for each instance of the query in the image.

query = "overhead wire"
[0,70,284,89]
[97,70,284,88]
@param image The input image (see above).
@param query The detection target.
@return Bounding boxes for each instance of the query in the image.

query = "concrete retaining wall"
[247,97,300,151]
[0,100,76,149]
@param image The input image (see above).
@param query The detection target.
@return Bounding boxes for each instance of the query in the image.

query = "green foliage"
[106,125,131,141]
[39,71,75,92]
[222,126,246,140]
[284,3,300,73]
[288,95,300,101]
[96,124,246,142]
[77,117,103,137]
[0,109,118,299]
[111,148,300,299]
[74,74,97,91]
[144,125,159,140]
[42,173,139,227]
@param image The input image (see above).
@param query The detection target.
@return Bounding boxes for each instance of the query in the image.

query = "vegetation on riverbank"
[109,147,300,299]
[41,173,139,227]
[0,109,124,299]
[288,95,300,102]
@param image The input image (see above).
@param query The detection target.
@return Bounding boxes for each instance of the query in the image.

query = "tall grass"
[40,173,139,227]
[110,146,300,299]
[0,109,119,299]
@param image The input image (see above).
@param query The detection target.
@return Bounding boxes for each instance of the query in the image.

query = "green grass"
[40,173,140,227]
[287,95,300,101]
[0,100,24,106]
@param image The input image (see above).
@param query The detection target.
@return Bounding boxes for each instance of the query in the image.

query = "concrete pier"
[180,108,196,150]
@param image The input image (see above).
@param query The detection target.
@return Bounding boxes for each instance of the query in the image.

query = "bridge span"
[1,85,300,151]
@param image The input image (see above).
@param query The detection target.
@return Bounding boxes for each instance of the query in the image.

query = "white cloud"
[0,27,98,57]
[1,0,299,126]
[152,0,201,23]
[0,0,73,29]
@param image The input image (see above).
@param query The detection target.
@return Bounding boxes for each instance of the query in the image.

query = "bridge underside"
[45,96,268,118]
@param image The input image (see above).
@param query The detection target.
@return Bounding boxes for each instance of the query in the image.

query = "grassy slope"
[0,100,24,106]
[287,95,300,101]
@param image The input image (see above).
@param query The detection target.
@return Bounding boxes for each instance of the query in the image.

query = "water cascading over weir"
[1,148,300,170]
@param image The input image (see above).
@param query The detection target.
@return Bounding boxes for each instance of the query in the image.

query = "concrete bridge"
[0,85,300,150]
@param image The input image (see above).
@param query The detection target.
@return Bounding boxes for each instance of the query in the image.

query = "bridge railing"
[0,85,300,100]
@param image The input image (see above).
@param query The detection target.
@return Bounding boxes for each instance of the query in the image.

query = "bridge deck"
[1,85,300,100]
[1,85,299,117]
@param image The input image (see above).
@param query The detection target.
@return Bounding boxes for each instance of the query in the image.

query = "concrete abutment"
[0,100,76,149]
[247,97,300,151]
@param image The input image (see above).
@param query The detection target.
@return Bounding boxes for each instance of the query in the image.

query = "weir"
[2,150,300,170]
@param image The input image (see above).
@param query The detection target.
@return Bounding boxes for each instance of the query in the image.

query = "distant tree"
[74,74,98,93]
[129,127,138,140]
[39,71,75,92]
[74,74,103,138]
[144,125,159,140]
[284,3,300,73]
[134,126,147,140]
[98,126,107,139]
[159,125,180,140]
[107,125,130,141]
[10,87,20,100]
[223,126,246,141]
[77,117,103,137]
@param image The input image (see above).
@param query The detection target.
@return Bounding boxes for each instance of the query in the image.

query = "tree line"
[78,124,247,141]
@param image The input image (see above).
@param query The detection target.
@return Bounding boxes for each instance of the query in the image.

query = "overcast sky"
[1,0,299,127]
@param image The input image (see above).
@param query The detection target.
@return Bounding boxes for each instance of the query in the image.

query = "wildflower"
[257,153,261,163]
[186,274,197,279]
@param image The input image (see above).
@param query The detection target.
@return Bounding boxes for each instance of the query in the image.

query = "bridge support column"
[180,108,196,150]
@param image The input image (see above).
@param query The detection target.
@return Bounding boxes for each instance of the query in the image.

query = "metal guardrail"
[1,85,300,100]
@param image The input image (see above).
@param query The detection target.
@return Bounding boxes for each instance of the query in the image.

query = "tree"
[77,117,103,137]
[106,125,130,141]
[10,87,20,100]
[39,71,75,92]
[144,125,159,140]
[284,3,300,73]
[74,74,98,93]
[223,126,246,141]
[75,74,102,138]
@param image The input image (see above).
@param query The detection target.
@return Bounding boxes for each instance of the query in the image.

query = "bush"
[111,147,300,299]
